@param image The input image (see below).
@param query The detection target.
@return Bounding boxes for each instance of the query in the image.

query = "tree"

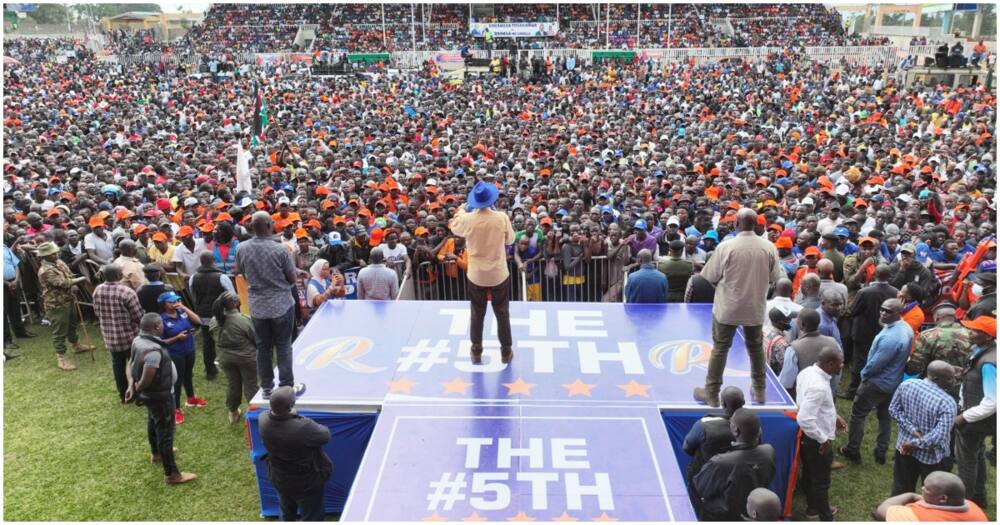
[70,3,161,23]
[29,3,69,24]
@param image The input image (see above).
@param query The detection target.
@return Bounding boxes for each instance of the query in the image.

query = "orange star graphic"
[387,377,416,394]
[503,377,536,396]
[552,511,579,522]
[506,511,536,522]
[617,379,651,398]
[561,378,597,397]
[591,512,618,522]
[422,511,448,522]
[462,511,488,522]
[441,377,472,395]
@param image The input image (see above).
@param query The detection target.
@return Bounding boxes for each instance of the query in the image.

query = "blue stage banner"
[245,409,377,517]
[662,411,800,518]
[257,301,795,410]
[341,404,697,522]
[341,266,360,299]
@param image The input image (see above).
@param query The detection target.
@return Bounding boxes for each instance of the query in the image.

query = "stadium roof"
[106,11,161,21]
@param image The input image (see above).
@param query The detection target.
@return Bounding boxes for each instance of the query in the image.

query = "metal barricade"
[413,260,522,302]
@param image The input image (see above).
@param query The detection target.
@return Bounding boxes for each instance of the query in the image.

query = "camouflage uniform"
[38,258,79,355]
[906,320,972,393]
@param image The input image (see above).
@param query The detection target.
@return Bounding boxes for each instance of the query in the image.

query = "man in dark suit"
[841,264,898,400]
[682,386,746,483]
[692,409,777,521]
[259,386,333,522]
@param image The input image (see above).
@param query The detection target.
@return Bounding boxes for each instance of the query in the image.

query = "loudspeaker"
[924,57,936,67]
[948,54,964,68]
[935,53,948,68]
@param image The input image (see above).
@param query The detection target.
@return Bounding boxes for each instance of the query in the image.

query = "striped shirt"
[92,282,144,353]
[889,378,957,465]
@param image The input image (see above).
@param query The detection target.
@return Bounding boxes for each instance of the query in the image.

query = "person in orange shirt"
[899,283,926,337]
[874,471,987,522]
[792,246,821,298]
[971,41,987,67]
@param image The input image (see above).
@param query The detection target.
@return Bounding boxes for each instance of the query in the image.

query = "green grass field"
[3,323,996,521]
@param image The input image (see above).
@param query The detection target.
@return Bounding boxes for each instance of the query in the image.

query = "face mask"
[972,284,984,297]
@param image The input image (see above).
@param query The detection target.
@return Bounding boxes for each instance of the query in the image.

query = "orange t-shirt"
[886,500,987,522]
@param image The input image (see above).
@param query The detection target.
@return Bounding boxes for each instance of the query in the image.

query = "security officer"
[36,242,93,370]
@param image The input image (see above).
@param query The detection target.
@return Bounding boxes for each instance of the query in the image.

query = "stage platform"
[248,301,796,411]
[246,301,799,521]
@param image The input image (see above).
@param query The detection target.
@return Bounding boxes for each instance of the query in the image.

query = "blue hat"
[599,205,613,214]
[467,181,499,209]
[555,209,569,217]
[328,232,343,246]
[919,189,931,199]
[597,192,610,200]
[633,219,647,230]
[653,170,664,177]
[834,226,850,238]
[157,291,181,304]
[704,230,720,242]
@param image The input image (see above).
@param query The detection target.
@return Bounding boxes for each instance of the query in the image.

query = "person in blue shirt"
[625,249,667,304]
[159,291,206,424]
[840,298,913,465]
[929,240,962,266]
[835,226,858,256]
[3,242,34,353]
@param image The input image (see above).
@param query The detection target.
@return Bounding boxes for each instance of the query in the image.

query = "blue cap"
[597,192,610,200]
[704,230,720,242]
[919,189,931,199]
[157,291,181,304]
[633,219,647,230]
[653,170,664,177]
[599,205,613,214]
[834,226,850,238]
[555,209,569,217]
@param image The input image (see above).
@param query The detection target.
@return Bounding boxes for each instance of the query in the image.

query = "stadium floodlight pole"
[637,3,641,47]
[667,2,672,50]
[605,2,610,48]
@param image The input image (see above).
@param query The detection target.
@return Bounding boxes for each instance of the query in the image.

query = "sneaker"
[185,396,208,408]
[4,341,19,350]
[261,389,272,400]
[228,410,240,425]
[57,355,77,371]
[293,383,306,397]
[693,387,720,407]
[165,472,197,485]
[175,409,185,425]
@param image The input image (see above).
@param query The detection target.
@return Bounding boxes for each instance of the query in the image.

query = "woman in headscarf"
[208,291,257,424]
[306,259,345,315]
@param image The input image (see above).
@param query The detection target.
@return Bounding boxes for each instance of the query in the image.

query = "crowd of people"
[98,2,888,56]
[3,3,997,519]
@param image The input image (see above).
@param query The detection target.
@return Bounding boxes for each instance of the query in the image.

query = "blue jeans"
[253,305,295,393]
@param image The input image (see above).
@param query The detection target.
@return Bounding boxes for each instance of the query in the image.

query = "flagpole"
[382,3,387,49]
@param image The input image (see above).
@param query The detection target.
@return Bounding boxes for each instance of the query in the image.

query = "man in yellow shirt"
[148,231,176,265]
[449,181,516,365]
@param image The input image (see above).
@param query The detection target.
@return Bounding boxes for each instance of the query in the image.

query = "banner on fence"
[470,22,559,38]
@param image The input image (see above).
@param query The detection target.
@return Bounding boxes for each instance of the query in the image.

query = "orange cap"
[369,228,384,246]
[333,216,347,225]
[306,219,322,229]
[294,228,308,239]
[199,223,214,233]
[775,237,793,249]
[132,224,148,235]
[414,226,429,236]
[961,316,996,337]
[115,209,134,221]
[88,217,105,228]
[177,226,195,237]
[151,232,168,242]
[804,246,822,257]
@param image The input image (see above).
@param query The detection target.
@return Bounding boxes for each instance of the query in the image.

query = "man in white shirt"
[796,347,848,521]
[764,278,802,329]
[84,217,115,265]
[815,203,844,237]
[171,227,207,277]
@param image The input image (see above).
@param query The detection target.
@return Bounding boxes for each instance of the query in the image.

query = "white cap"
[801,196,815,206]
[184,197,198,207]
[426,178,438,186]
[667,215,680,226]
[278,196,291,206]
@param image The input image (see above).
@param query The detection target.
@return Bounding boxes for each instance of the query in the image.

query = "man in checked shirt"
[93,264,144,404]
[888,360,958,496]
